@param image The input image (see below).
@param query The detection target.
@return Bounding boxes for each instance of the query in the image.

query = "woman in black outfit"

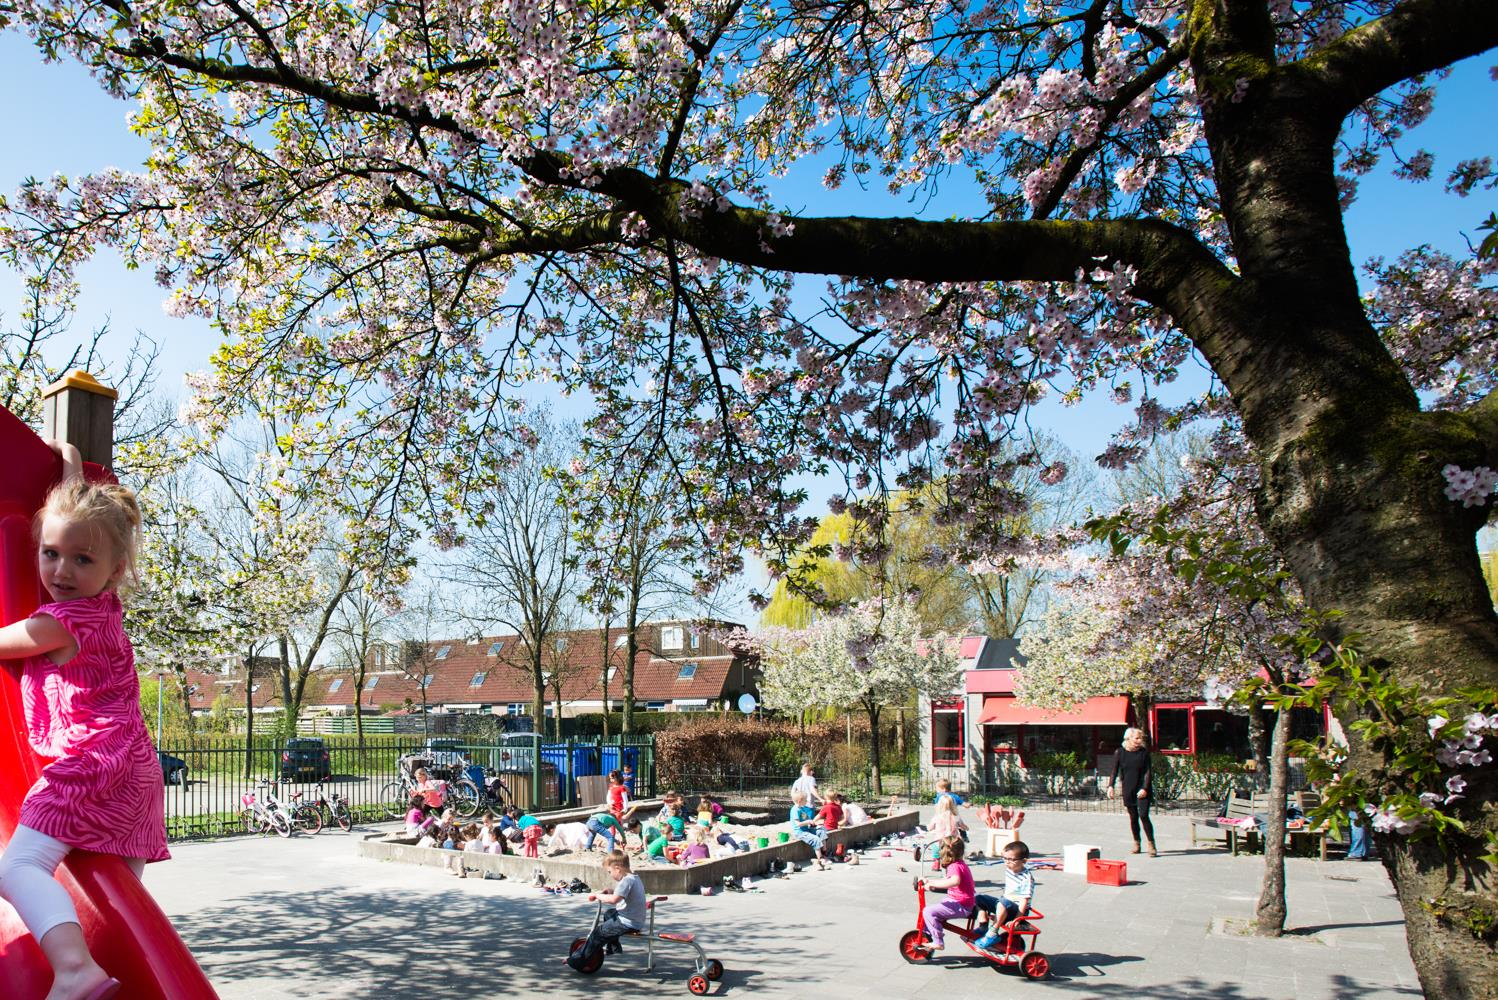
[1108,727,1156,856]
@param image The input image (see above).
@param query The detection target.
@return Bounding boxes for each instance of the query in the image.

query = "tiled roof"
[174,619,756,713]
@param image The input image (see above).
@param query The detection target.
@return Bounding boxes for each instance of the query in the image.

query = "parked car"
[494,732,540,772]
[280,737,332,781]
[420,737,470,779]
[158,752,188,786]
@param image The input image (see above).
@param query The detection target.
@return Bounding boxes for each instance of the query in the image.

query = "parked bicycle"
[381,756,484,819]
[239,781,294,838]
[287,781,353,834]
[306,779,355,832]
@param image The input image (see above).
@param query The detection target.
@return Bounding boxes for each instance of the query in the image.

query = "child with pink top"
[0,448,164,1000]
[918,836,976,953]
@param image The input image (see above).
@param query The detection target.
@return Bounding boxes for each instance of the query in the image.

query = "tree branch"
[518,151,1238,311]
[1293,0,1498,122]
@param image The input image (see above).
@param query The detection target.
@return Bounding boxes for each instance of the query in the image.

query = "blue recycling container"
[600,746,641,790]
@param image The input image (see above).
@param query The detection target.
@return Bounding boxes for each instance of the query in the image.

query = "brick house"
[179,619,758,720]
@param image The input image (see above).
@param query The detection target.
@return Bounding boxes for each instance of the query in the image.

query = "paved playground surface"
[148,807,1418,999]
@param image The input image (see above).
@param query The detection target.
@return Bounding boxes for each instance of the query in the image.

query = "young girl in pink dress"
[0,452,166,1000]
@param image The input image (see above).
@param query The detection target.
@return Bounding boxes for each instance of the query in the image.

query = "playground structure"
[0,376,217,998]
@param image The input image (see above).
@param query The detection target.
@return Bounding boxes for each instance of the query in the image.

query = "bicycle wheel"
[293,804,323,835]
[270,810,293,838]
[333,802,354,832]
[240,809,265,836]
[380,781,409,819]
[451,779,481,818]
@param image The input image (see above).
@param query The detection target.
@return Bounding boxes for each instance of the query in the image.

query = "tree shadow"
[1286,920,1405,935]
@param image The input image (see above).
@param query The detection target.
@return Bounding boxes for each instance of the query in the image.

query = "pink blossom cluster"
[1441,465,1497,507]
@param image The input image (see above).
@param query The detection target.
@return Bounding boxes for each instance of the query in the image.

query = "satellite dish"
[737,693,758,715]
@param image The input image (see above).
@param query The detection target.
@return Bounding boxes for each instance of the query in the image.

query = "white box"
[1063,844,1101,874]
[986,828,1020,857]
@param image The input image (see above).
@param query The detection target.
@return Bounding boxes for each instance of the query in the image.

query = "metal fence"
[664,762,924,802]
[156,733,656,841]
[661,757,1303,813]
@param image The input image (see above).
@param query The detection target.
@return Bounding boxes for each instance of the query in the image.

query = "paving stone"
[147,806,1419,998]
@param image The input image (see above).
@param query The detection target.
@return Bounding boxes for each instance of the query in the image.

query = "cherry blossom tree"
[1,0,1497,989]
[754,596,960,792]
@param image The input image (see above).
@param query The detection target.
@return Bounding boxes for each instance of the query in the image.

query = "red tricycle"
[899,877,1050,979]
[567,893,725,995]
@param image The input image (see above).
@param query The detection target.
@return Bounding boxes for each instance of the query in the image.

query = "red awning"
[978,695,1130,726]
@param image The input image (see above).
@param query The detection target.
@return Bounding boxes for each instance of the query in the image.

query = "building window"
[690,632,700,649]
[488,641,504,656]
[434,645,451,660]
[1154,705,1192,753]
[930,699,965,766]
[250,684,260,693]
[677,661,697,680]
[607,666,618,681]
[642,701,668,712]
[615,634,628,648]
[660,626,683,650]
[366,676,379,690]
[469,671,487,688]
[555,637,568,651]
[1193,708,1252,758]
[543,704,555,717]
[421,674,434,689]
[506,703,525,715]
[676,701,709,712]
[327,678,344,694]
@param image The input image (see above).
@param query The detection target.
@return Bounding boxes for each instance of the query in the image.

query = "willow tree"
[2,2,1496,992]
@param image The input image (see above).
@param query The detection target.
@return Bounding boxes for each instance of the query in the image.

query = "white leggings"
[0,825,145,942]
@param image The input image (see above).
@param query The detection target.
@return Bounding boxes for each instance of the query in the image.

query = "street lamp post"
[155,668,166,743]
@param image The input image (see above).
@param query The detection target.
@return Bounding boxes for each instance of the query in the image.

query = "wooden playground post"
[41,369,117,469]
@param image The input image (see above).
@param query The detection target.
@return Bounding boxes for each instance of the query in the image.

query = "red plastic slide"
[0,404,218,999]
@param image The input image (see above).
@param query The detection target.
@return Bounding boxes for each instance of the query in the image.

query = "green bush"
[766,736,801,772]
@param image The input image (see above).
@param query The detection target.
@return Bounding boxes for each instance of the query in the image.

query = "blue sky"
[0,30,1493,614]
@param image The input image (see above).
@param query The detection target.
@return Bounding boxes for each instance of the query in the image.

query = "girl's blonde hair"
[35,478,143,591]
[935,794,959,818]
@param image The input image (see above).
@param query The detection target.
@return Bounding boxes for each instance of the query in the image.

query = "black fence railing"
[156,733,656,841]
[662,763,922,803]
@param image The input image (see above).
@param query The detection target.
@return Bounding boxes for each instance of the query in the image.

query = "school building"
[919,636,1328,792]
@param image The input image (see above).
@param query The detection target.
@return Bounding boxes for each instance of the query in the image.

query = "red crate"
[1087,858,1127,886]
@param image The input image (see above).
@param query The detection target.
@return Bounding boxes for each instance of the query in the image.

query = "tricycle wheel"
[704,958,724,981]
[568,938,604,974]
[899,929,932,963]
[687,973,711,995]
[1021,951,1051,980]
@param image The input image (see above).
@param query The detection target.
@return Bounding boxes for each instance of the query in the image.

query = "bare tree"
[574,455,698,733]
[448,413,582,726]
[330,586,396,746]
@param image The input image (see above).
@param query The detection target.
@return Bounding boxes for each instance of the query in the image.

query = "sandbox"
[357,808,922,894]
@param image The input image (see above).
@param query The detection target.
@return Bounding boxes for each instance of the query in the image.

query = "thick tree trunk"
[1248,702,1272,792]
[1179,28,1498,992]
[1255,707,1291,936]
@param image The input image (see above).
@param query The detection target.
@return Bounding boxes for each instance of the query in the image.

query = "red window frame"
[930,698,965,766]
[1150,703,1196,755]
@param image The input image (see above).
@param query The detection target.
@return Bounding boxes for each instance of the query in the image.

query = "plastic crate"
[1086,858,1127,886]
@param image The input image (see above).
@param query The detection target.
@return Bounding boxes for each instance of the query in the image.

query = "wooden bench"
[1191,792,1332,859]
[1190,794,1258,854]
